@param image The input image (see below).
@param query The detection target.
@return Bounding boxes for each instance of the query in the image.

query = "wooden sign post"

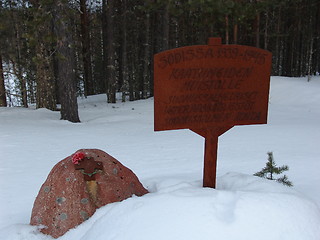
[154,38,272,188]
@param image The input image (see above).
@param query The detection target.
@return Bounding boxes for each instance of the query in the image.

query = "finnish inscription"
[168,91,258,103]
[158,46,268,69]
[154,40,272,132]
[169,67,253,80]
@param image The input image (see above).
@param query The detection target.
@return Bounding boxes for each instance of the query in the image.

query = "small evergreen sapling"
[254,152,293,187]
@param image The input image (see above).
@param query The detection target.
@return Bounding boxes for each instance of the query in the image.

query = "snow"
[0,76,320,240]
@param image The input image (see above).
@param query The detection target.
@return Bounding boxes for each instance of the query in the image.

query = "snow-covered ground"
[0,76,319,240]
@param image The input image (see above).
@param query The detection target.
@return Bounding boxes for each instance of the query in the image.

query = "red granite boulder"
[30,149,148,238]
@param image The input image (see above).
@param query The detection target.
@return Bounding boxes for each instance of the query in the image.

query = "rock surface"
[30,149,148,238]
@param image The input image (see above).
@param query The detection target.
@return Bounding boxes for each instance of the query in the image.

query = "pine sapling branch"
[254,152,293,187]
[277,175,293,187]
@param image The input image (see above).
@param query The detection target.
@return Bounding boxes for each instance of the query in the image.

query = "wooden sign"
[154,38,272,188]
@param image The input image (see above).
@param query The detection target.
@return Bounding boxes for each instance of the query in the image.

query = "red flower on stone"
[72,152,85,165]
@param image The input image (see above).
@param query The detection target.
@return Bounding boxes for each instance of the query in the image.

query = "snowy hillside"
[0,76,319,240]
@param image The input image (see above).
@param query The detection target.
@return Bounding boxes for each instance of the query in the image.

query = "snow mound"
[0,224,52,240]
[2,173,319,240]
[1,76,320,240]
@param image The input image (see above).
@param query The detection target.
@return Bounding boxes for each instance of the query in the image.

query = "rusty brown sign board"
[154,38,272,188]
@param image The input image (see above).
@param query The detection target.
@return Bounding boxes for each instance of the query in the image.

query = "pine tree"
[102,0,117,103]
[79,0,94,96]
[254,152,293,187]
[52,0,80,123]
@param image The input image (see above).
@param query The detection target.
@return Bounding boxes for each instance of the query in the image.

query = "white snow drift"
[0,76,319,240]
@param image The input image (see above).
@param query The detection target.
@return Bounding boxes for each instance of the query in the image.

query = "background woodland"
[0,0,319,122]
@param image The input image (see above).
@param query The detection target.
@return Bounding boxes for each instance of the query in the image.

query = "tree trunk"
[104,0,117,103]
[142,10,150,99]
[162,3,169,50]
[254,13,260,48]
[120,0,129,102]
[29,1,56,110]
[34,41,56,110]
[225,15,229,44]
[53,1,80,123]
[233,24,238,44]
[307,37,314,81]
[0,2,6,107]
[80,0,94,96]
[102,0,108,93]
[274,7,281,75]
[128,57,134,101]
[11,8,28,108]
[0,54,7,107]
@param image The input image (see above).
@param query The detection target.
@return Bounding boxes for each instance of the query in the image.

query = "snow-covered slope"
[0,76,319,240]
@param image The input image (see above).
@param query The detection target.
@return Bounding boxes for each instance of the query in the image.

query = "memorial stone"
[30,149,148,238]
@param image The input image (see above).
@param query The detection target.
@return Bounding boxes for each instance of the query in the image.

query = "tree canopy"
[0,0,319,118]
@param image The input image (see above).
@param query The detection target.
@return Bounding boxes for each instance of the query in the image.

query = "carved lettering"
[165,101,255,116]
[182,79,244,91]
[158,46,267,69]
[234,112,261,121]
[158,47,209,69]
[168,92,258,104]
[169,67,253,80]
[165,112,234,126]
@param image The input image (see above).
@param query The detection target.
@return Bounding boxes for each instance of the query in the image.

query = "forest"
[0,0,319,122]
